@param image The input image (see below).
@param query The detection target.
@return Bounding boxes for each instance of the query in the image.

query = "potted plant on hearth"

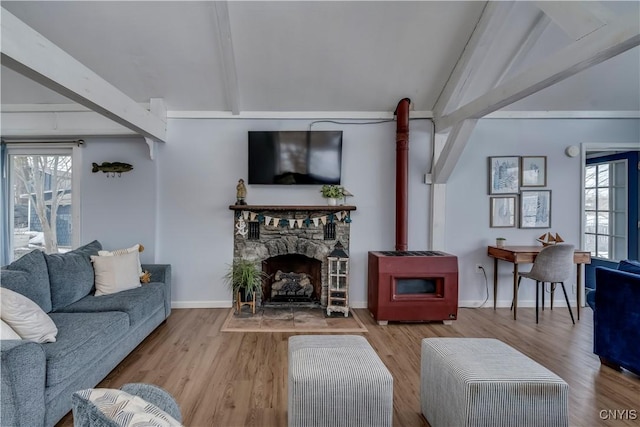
[320,185,344,206]
[224,259,267,315]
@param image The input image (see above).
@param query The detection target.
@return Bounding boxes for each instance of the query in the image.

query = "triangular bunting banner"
[236,210,354,227]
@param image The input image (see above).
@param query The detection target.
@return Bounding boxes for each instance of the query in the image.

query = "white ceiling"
[1,1,639,115]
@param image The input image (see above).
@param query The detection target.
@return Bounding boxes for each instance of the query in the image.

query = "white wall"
[73,117,638,309]
[157,118,432,307]
[80,137,158,264]
[445,118,640,308]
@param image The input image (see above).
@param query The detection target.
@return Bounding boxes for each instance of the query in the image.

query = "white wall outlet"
[475,264,484,274]
[572,283,576,294]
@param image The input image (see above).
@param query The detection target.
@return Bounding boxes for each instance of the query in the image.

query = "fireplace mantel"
[229,205,356,212]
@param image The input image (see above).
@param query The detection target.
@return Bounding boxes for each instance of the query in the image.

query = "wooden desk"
[487,245,591,320]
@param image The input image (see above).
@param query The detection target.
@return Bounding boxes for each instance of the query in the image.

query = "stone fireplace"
[229,205,355,307]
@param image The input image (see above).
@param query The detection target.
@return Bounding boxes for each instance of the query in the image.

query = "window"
[5,144,81,261]
[584,160,627,260]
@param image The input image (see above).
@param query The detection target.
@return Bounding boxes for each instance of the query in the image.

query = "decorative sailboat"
[536,232,564,246]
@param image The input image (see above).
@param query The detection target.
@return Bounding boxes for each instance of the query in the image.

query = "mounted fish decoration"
[92,162,134,177]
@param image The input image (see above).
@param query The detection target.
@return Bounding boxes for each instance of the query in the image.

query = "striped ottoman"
[421,338,568,427]
[288,335,393,427]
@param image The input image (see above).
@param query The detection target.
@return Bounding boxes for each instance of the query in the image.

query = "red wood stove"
[367,99,459,324]
[367,251,458,324]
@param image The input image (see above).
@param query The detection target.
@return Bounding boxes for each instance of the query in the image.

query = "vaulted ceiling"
[2,1,639,112]
[1,1,639,153]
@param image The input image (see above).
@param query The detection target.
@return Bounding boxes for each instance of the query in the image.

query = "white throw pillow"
[74,388,183,427]
[1,319,22,340]
[98,244,143,276]
[91,251,141,296]
[0,288,57,343]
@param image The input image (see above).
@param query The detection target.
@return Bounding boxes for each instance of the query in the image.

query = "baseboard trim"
[172,301,231,309]
[459,299,578,308]
[171,300,578,310]
[171,300,370,309]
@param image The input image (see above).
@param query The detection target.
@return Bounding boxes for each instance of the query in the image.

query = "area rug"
[220,306,368,333]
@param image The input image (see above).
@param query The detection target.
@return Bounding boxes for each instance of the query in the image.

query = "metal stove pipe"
[394,98,411,251]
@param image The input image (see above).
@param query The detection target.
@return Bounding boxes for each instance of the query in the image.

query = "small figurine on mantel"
[236,178,247,205]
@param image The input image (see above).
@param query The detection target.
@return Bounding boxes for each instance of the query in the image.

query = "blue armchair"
[592,260,640,375]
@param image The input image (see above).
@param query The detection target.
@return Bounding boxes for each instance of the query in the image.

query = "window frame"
[6,143,82,257]
[583,159,628,261]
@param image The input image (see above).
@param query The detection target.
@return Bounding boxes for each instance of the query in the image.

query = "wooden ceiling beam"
[435,14,640,133]
[0,8,167,142]
[0,110,136,137]
[433,1,515,118]
[212,1,241,115]
[432,119,478,184]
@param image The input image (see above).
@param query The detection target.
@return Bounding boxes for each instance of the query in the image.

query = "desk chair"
[515,244,576,324]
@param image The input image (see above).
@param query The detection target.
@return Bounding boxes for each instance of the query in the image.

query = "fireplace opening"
[396,278,437,294]
[393,277,444,300]
[262,254,322,305]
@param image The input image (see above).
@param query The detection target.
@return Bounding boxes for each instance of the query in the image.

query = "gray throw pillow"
[1,249,52,313]
[45,240,102,311]
[71,240,103,259]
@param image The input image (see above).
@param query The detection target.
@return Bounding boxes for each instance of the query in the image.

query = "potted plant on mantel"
[224,259,267,315]
[320,185,344,206]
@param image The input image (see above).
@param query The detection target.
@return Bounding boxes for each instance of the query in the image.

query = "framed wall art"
[488,156,520,194]
[521,156,547,187]
[520,190,551,228]
[490,196,516,228]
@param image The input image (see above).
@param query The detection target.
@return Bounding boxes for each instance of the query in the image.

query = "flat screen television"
[248,131,342,185]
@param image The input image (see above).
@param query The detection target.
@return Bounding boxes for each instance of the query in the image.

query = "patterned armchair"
[72,383,182,427]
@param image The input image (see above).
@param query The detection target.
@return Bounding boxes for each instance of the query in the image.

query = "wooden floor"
[57,307,640,427]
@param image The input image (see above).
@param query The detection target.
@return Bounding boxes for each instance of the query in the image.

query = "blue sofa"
[1,241,172,427]
[591,259,640,375]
